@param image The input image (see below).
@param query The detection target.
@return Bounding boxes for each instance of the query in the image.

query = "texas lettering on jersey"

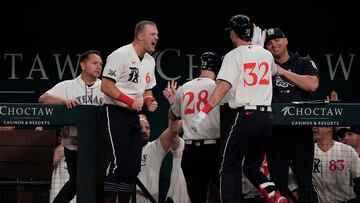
[74,95,103,105]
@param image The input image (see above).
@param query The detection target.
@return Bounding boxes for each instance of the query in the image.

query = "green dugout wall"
[0,102,360,203]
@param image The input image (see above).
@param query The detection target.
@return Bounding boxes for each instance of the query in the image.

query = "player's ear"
[80,61,86,71]
[138,32,144,41]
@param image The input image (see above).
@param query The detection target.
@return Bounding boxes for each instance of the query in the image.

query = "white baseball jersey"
[135,139,167,203]
[166,139,190,203]
[217,45,277,108]
[313,141,360,203]
[172,77,220,140]
[102,44,156,107]
[46,75,103,150]
[134,138,189,203]
[49,157,76,203]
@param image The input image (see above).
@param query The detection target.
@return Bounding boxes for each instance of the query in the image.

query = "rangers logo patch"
[108,69,117,77]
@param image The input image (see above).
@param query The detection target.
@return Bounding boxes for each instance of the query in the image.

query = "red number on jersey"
[183,90,209,115]
[329,159,345,171]
[243,62,270,86]
[258,62,270,85]
[183,92,195,114]
[146,73,150,83]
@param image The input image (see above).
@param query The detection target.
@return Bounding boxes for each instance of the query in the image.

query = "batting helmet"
[226,14,253,41]
[199,52,222,74]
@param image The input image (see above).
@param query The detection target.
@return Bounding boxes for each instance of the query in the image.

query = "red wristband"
[144,96,153,107]
[116,92,134,107]
[202,102,213,114]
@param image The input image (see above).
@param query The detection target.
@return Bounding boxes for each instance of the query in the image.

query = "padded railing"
[1,102,359,203]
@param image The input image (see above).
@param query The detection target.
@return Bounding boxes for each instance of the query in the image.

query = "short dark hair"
[134,20,157,38]
[335,127,350,139]
[79,50,101,62]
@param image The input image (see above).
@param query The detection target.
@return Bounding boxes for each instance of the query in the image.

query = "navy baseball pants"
[220,109,273,203]
[99,104,142,203]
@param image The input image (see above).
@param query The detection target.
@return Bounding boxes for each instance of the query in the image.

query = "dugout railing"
[0,102,359,203]
[0,103,101,203]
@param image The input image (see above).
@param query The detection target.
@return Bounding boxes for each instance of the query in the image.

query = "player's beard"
[141,138,149,146]
[141,133,150,146]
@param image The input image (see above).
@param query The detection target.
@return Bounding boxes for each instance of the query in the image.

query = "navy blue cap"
[265,28,286,44]
[348,126,360,135]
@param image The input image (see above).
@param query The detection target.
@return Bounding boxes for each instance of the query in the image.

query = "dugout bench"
[0,130,56,202]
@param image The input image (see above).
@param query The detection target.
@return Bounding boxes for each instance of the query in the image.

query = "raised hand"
[326,90,338,101]
[251,26,266,47]
[163,80,178,105]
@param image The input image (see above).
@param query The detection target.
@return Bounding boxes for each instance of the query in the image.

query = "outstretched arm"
[207,80,231,108]
[39,93,79,109]
[159,80,182,152]
[159,116,182,152]
[277,65,319,92]
[191,80,230,132]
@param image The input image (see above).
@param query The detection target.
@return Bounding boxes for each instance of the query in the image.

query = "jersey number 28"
[183,90,209,115]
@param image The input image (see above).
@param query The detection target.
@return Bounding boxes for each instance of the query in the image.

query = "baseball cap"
[347,126,360,135]
[265,27,286,44]
[335,127,351,139]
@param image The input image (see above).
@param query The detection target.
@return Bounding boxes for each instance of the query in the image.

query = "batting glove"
[251,26,266,47]
[191,111,207,132]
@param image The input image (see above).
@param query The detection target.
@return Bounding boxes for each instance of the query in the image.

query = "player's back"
[172,78,220,140]
[218,45,276,108]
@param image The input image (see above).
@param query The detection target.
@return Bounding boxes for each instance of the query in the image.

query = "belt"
[185,139,218,146]
[238,105,272,112]
[243,195,265,200]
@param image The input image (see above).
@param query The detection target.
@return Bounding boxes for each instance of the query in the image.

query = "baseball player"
[264,27,320,203]
[312,126,360,203]
[50,143,77,203]
[170,52,222,203]
[191,14,287,203]
[38,50,104,203]
[98,20,158,203]
[135,114,190,203]
[134,81,190,203]
[341,126,360,156]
